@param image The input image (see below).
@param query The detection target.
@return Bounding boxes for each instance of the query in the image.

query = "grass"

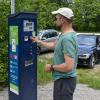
[77,67,100,89]
[37,54,100,89]
[37,55,52,85]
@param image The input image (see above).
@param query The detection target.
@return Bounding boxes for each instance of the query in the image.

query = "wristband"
[50,65,54,71]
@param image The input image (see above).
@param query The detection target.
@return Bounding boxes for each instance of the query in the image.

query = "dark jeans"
[53,77,76,100]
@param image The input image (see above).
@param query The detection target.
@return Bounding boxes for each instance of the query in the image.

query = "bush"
[0,62,8,84]
[0,1,10,85]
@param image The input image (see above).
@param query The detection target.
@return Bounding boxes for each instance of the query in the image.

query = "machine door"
[19,20,37,100]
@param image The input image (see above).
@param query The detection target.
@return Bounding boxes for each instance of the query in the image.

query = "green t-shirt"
[52,32,78,81]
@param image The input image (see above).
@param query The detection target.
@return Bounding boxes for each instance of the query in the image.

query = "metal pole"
[67,0,73,3]
[11,0,15,14]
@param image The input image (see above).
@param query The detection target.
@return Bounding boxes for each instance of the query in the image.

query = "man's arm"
[30,36,56,49]
[53,54,74,72]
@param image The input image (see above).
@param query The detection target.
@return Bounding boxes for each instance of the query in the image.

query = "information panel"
[9,26,19,95]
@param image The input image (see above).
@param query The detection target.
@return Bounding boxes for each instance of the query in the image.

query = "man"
[30,7,78,100]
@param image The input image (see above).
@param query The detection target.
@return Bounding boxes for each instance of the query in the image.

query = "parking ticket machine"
[8,13,37,100]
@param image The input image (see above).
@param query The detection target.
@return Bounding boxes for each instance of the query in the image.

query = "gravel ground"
[38,83,100,100]
[0,83,100,100]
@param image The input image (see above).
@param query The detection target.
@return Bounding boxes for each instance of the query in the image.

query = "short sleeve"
[62,38,76,58]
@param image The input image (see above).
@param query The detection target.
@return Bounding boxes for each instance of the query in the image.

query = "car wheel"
[37,47,41,55]
[88,55,95,68]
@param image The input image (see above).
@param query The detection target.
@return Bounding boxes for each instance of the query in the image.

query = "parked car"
[77,34,100,68]
[37,29,59,54]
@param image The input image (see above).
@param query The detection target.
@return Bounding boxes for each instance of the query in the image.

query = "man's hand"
[30,36,41,43]
[44,64,52,73]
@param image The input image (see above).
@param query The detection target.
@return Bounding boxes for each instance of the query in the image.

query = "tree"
[71,0,100,32]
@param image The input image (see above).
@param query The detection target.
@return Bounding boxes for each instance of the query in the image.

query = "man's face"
[54,14,63,29]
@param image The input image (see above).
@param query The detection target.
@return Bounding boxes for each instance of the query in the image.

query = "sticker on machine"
[12,39,16,52]
[23,20,34,32]
[25,59,33,67]
[10,83,19,95]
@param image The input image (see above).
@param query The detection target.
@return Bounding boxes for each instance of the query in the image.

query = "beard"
[55,24,62,31]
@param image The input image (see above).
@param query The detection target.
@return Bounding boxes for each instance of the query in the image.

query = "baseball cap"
[51,7,74,19]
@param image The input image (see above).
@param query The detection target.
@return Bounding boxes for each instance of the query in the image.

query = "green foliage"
[0,1,10,83]
[0,62,8,83]
[71,0,100,32]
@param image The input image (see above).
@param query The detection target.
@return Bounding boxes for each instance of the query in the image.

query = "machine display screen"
[23,20,34,32]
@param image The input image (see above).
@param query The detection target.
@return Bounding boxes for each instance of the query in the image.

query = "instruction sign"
[9,26,19,95]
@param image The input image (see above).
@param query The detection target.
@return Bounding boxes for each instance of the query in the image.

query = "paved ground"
[0,83,100,100]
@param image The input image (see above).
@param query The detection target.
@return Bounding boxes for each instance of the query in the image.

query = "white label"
[10,88,19,95]
[12,39,16,52]
[24,36,28,41]
[24,20,34,32]
[25,59,33,67]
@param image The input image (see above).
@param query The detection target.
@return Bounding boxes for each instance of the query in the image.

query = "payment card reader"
[8,13,37,100]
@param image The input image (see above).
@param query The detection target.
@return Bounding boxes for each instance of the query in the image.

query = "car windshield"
[37,31,45,39]
[78,35,96,46]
